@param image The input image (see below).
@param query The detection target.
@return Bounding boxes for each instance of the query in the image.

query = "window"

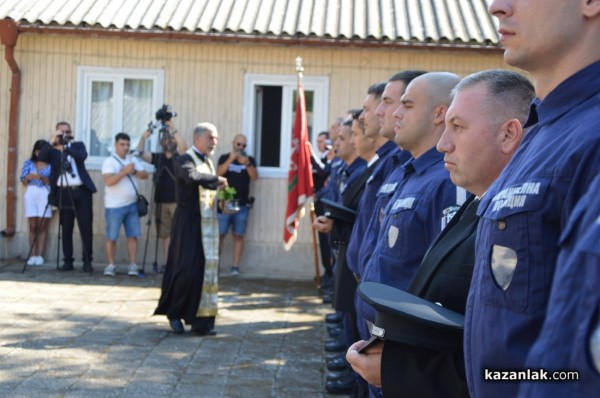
[242,74,329,178]
[76,66,164,168]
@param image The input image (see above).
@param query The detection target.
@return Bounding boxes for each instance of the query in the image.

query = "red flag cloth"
[283,84,314,250]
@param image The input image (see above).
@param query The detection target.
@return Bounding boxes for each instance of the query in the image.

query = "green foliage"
[218,186,237,201]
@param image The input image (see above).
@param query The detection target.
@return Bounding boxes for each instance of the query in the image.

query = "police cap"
[358,281,465,352]
[320,198,357,223]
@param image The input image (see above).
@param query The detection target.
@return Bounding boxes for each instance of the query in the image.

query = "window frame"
[242,73,329,178]
[76,66,165,170]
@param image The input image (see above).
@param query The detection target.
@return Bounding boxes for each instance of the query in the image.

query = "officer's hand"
[313,215,333,233]
[346,340,383,388]
[217,176,228,189]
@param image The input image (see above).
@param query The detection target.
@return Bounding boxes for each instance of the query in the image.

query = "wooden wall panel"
[1,33,509,276]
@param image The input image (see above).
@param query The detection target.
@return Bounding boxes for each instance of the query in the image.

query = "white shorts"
[24,185,52,218]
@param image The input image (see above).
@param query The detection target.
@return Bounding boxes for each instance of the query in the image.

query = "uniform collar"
[345,157,366,174]
[525,59,600,128]
[376,140,397,158]
[405,146,443,176]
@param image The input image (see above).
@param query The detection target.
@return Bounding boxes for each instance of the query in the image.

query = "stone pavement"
[0,260,349,397]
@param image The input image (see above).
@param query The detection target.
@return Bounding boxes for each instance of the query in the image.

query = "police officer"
[519,174,600,396]
[346,69,534,397]
[346,71,426,286]
[356,72,463,396]
[464,1,600,397]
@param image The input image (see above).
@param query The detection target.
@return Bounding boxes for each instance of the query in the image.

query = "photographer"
[102,132,149,277]
[39,121,96,272]
[216,134,258,276]
[137,118,187,269]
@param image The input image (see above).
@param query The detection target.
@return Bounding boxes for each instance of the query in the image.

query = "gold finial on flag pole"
[295,56,304,80]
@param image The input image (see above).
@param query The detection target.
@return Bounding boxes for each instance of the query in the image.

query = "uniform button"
[498,220,506,231]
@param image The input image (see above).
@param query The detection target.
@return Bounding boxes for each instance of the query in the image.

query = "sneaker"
[35,256,44,266]
[230,266,240,276]
[128,264,139,276]
[104,264,116,276]
[26,256,36,266]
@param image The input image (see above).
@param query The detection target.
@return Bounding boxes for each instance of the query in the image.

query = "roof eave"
[14,22,502,52]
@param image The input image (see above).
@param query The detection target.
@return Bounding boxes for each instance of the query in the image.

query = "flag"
[283,83,314,250]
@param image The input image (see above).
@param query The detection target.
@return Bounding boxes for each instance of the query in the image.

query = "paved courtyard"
[0,260,341,397]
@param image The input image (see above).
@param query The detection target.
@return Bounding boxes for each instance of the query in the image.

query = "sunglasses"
[236,143,247,148]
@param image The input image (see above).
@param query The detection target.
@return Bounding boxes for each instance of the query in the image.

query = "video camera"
[155,104,177,123]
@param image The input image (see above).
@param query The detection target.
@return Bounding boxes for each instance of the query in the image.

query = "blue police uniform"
[464,60,600,398]
[355,153,409,279]
[517,174,600,397]
[356,147,463,337]
[316,157,343,202]
[339,157,367,200]
[346,141,404,275]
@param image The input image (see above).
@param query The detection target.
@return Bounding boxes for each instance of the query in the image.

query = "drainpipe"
[0,19,20,237]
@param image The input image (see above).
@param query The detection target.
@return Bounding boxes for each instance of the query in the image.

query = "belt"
[58,185,81,190]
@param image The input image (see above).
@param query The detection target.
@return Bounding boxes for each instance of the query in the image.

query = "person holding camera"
[39,121,97,272]
[101,132,149,277]
[137,119,187,269]
[216,134,258,276]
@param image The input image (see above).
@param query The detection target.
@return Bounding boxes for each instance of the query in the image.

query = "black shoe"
[326,352,346,362]
[325,312,343,323]
[327,369,352,382]
[325,374,356,394]
[82,263,93,272]
[328,326,343,338]
[324,339,346,352]
[58,263,74,271]
[327,322,342,331]
[192,328,217,336]
[319,285,334,295]
[169,319,184,334]
[320,274,333,288]
[327,356,349,371]
[322,294,332,304]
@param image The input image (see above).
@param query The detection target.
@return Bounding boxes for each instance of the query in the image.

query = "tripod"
[54,146,92,274]
[139,123,178,276]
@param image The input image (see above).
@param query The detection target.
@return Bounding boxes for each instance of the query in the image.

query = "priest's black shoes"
[169,319,184,334]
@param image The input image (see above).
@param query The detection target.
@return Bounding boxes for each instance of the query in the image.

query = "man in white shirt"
[101,132,149,276]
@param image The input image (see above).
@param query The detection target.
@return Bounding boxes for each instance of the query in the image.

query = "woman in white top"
[20,140,53,266]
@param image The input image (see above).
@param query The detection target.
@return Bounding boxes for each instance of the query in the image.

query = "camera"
[57,134,74,145]
[239,150,247,157]
[155,104,177,123]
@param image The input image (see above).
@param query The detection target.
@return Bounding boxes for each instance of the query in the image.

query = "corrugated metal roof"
[0,0,499,46]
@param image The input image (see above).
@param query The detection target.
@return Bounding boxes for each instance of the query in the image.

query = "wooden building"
[0,0,506,279]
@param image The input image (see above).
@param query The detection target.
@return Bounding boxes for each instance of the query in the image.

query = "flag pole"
[309,202,321,287]
[296,57,320,286]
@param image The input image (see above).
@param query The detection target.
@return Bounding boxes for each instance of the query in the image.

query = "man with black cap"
[346,69,534,397]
